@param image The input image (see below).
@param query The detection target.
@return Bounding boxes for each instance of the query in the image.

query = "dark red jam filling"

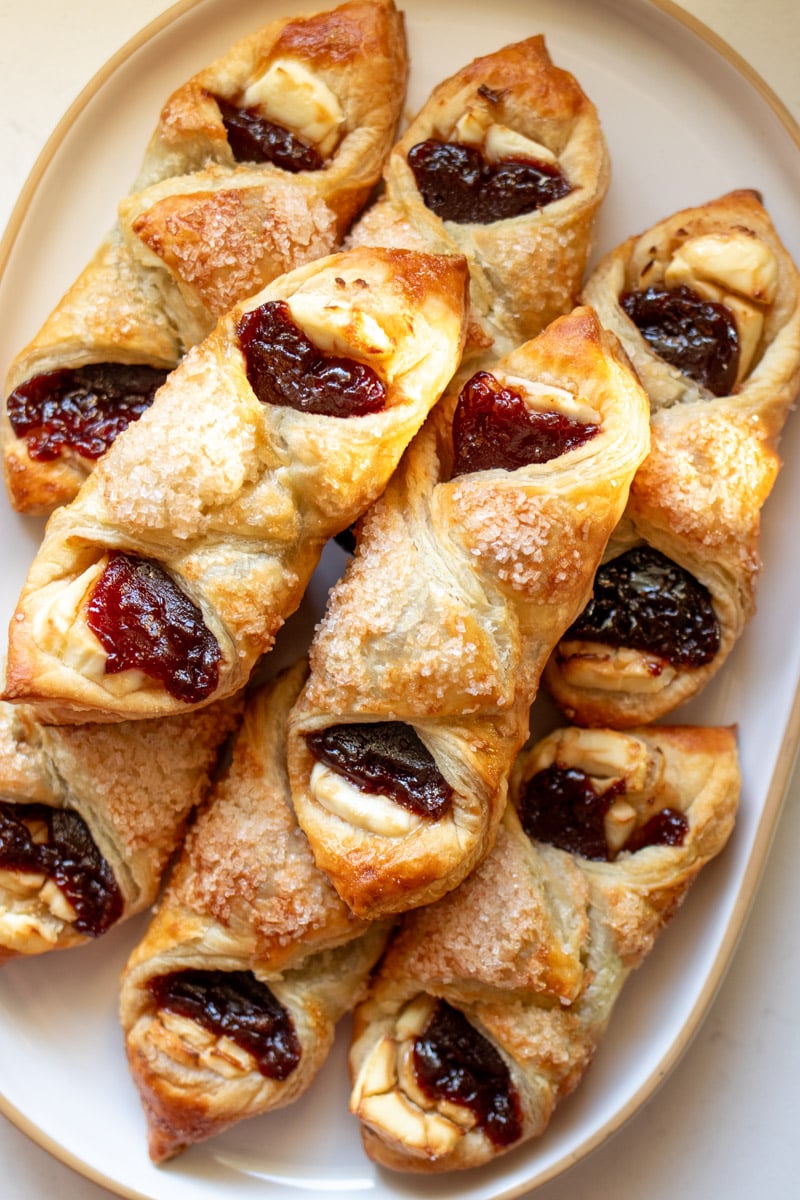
[565,546,721,669]
[147,968,301,1080]
[6,364,167,461]
[412,999,523,1148]
[407,139,572,224]
[214,95,323,171]
[306,722,453,820]
[518,765,688,860]
[237,300,387,417]
[625,806,688,852]
[620,284,740,396]
[518,764,623,861]
[0,801,123,936]
[85,551,221,703]
[451,370,598,476]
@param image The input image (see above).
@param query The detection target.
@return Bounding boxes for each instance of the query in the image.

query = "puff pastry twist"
[120,661,390,1163]
[347,34,609,360]
[3,245,469,724]
[0,696,240,962]
[348,723,739,1172]
[3,0,408,513]
[545,190,800,726]
[287,306,650,919]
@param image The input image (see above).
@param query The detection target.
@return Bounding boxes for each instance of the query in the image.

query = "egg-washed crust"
[2,0,408,515]
[545,190,800,727]
[120,661,391,1163]
[2,245,469,724]
[0,695,242,962]
[286,306,650,920]
[348,723,739,1172]
[348,34,610,359]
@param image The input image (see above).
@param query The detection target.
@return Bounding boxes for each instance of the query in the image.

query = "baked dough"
[2,245,469,724]
[119,661,390,1163]
[286,306,650,920]
[0,696,241,962]
[348,723,739,1172]
[3,0,408,514]
[545,190,800,726]
[347,35,609,360]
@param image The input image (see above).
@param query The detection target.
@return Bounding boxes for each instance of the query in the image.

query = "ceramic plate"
[1,1,799,1198]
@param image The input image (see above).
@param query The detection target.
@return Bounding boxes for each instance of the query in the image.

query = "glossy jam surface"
[7,364,167,461]
[215,95,323,171]
[412,999,523,1147]
[407,139,572,224]
[452,370,598,476]
[148,968,301,1079]
[626,806,688,852]
[238,300,387,417]
[566,546,721,668]
[307,722,453,819]
[620,284,739,395]
[518,766,689,860]
[0,801,123,936]
[86,552,221,703]
[518,764,622,861]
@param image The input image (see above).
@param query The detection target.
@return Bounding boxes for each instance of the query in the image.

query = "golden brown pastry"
[348,722,739,1172]
[119,661,390,1163]
[3,0,408,514]
[0,696,240,962]
[2,245,469,725]
[545,190,800,726]
[286,306,650,920]
[347,35,610,359]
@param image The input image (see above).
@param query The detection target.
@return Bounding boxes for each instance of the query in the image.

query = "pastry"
[545,190,800,726]
[2,244,469,724]
[286,305,650,920]
[119,660,390,1163]
[3,0,408,514]
[347,34,610,359]
[0,696,240,962]
[348,722,739,1172]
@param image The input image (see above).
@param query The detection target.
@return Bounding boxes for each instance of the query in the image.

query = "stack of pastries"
[1,0,798,1182]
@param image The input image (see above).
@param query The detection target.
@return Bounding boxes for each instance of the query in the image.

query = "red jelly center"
[306,722,453,820]
[565,545,720,669]
[407,139,572,224]
[412,999,523,1147]
[518,764,622,861]
[451,370,598,476]
[626,807,688,852]
[237,300,387,417]
[148,969,301,1079]
[620,284,740,396]
[6,363,167,461]
[518,764,688,860]
[85,552,221,703]
[214,95,323,171]
[0,801,123,937]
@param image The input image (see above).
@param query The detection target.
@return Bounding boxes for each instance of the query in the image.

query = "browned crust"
[287,306,650,919]
[3,0,408,515]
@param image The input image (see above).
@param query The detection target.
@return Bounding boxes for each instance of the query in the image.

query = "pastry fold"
[545,190,800,726]
[3,245,469,724]
[0,697,240,962]
[119,661,390,1163]
[286,306,650,920]
[348,723,739,1172]
[347,35,609,359]
[3,0,408,514]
